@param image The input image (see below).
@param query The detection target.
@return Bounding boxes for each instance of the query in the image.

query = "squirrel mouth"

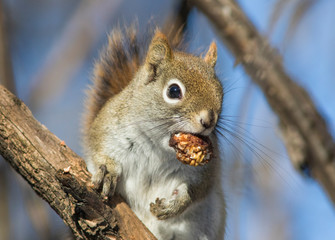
[169,132,213,166]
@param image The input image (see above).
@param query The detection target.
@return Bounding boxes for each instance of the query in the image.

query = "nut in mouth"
[169,132,213,166]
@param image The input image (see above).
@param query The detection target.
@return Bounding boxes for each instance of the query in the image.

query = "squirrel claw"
[91,164,117,199]
[101,172,117,198]
[92,164,107,189]
[150,198,171,220]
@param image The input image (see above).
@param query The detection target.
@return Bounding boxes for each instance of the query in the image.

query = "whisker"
[121,115,190,143]
[215,122,297,189]
[215,128,250,164]
[218,116,273,129]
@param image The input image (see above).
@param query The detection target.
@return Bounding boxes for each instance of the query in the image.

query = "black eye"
[167,84,182,99]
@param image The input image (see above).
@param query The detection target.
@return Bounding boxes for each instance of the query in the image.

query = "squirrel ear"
[204,41,217,68]
[146,30,172,67]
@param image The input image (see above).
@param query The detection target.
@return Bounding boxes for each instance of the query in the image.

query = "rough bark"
[0,85,156,240]
[190,0,335,204]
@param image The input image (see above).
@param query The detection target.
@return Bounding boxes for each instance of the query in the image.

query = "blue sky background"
[2,0,335,239]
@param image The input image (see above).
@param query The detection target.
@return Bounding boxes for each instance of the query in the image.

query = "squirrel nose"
[200,109,215,129]
[200,118,211,129]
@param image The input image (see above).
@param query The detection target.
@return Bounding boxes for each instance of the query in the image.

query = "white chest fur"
[115,133,184,217]
[88,124,225,240]
[110,132,198,239]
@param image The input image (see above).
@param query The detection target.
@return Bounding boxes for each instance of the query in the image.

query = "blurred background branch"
[190,0,335,205]
[28,0,122,111]
[0,0,14,91]
[0,1,12,239]
[267,0,317,47]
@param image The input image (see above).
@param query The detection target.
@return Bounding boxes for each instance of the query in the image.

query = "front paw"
[150,186,192,220]
[91,164,118,200]
[150,198,171,220]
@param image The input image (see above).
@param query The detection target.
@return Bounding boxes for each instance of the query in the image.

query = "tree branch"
[190,0,335,204]
[0,85,156,240]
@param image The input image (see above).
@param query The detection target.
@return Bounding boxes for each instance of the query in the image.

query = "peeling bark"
[0,85,156,240]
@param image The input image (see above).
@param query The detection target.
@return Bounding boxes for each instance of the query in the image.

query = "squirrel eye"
[163,78,185,104]
[167,84,182,99]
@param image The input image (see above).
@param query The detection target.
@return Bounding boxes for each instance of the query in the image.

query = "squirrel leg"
[101,172,118,198]
[150,183,191,220]
[91,160,119,198]
[92,164,107,188]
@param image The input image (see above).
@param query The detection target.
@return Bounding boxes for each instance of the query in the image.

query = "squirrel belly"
[83,27,226,240]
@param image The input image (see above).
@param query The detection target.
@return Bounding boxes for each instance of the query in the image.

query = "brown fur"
[83,27,141,131]
[83,27,185,133]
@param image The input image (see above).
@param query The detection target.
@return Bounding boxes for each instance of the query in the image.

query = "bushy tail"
[83,27,142,131]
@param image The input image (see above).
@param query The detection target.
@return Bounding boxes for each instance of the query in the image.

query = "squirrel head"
[133,30,223,137]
